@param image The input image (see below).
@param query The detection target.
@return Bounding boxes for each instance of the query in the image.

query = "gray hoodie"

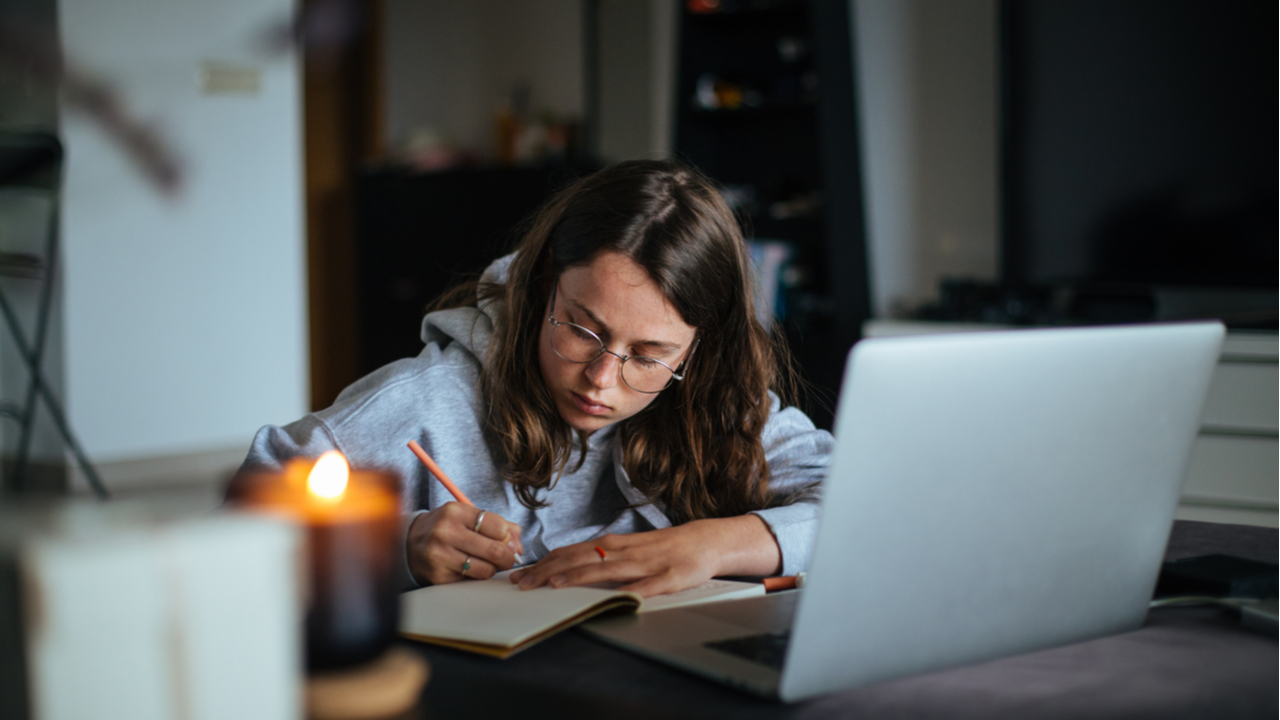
[241,256,832,589]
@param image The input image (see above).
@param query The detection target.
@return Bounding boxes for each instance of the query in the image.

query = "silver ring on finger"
[473,510,486,534]
[461,556,472,575]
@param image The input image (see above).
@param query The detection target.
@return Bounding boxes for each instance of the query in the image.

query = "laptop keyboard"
[704,630,791,671]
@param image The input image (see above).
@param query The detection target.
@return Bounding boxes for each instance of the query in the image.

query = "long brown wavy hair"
[437,160,800,522]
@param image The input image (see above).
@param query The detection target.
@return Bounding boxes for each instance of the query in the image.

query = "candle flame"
[307,451,349,500]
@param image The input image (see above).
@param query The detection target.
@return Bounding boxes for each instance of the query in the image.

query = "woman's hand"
[407,503,524,586]
[508,515,781,597]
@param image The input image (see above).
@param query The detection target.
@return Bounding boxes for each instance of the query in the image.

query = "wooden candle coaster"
[306,647,430,720]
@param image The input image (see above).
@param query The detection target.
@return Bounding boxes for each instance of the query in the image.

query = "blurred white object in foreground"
[0,497,302,720]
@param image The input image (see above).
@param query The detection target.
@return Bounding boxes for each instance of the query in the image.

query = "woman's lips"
[571,392,611,416]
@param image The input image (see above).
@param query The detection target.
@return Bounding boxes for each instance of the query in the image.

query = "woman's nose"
[584,352,622,389]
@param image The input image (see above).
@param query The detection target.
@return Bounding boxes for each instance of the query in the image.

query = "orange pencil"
[407,440,523,564]
[407,440,473,506]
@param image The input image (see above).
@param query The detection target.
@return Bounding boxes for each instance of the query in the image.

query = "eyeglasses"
[547,284,698,394]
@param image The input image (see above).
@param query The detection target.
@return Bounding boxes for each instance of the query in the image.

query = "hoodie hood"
[418,253,516,368]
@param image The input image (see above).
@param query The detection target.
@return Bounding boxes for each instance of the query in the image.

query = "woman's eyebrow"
[568,299,684,353]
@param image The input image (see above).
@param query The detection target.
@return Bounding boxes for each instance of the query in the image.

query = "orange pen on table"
[406,440,523,564]
[762,574,805,591]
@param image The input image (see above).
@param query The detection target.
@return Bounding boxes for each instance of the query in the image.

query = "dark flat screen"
[1001,0,1278,289]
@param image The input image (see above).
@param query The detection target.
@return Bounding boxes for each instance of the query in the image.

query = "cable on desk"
[1149,596,1253,611]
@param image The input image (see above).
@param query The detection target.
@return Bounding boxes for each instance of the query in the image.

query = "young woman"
[241,160,832,597]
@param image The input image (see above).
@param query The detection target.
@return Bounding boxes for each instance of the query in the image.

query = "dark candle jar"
[231,453,401,671]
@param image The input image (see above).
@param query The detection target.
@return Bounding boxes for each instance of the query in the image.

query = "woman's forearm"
[699,514,783,578]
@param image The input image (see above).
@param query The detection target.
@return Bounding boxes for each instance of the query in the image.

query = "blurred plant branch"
[0,19,182,194]
[0,0,367,197]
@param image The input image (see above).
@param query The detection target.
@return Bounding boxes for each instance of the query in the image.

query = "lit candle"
[230,452,401,671]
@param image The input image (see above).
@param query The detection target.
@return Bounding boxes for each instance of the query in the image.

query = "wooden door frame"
[303,0,384,410]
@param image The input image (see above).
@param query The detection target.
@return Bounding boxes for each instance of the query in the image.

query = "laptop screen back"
[780,322,1223,700]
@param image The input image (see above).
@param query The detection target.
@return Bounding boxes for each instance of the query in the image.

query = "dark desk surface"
[407,521,1278,720]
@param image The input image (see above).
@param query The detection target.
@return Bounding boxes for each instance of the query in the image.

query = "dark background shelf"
[675,0,869,430]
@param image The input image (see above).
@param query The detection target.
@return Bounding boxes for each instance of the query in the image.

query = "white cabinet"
[1176,334,1277,527]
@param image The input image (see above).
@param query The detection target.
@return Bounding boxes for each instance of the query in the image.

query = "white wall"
[57,0,307,465]
[597,0,652,163]
[853,0,999,317]
[383,0,583,157]
[596,0,677,162]
[647,0,677,158]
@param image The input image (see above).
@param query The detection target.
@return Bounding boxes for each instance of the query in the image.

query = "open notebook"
[399,571,765,658]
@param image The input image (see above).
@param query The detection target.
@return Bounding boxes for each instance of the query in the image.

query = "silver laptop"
[581,322,1225,701]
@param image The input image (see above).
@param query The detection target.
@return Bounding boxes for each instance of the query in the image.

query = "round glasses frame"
[547,284,698,394]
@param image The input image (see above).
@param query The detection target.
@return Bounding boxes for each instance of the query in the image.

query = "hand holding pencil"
[404,440,524,585]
